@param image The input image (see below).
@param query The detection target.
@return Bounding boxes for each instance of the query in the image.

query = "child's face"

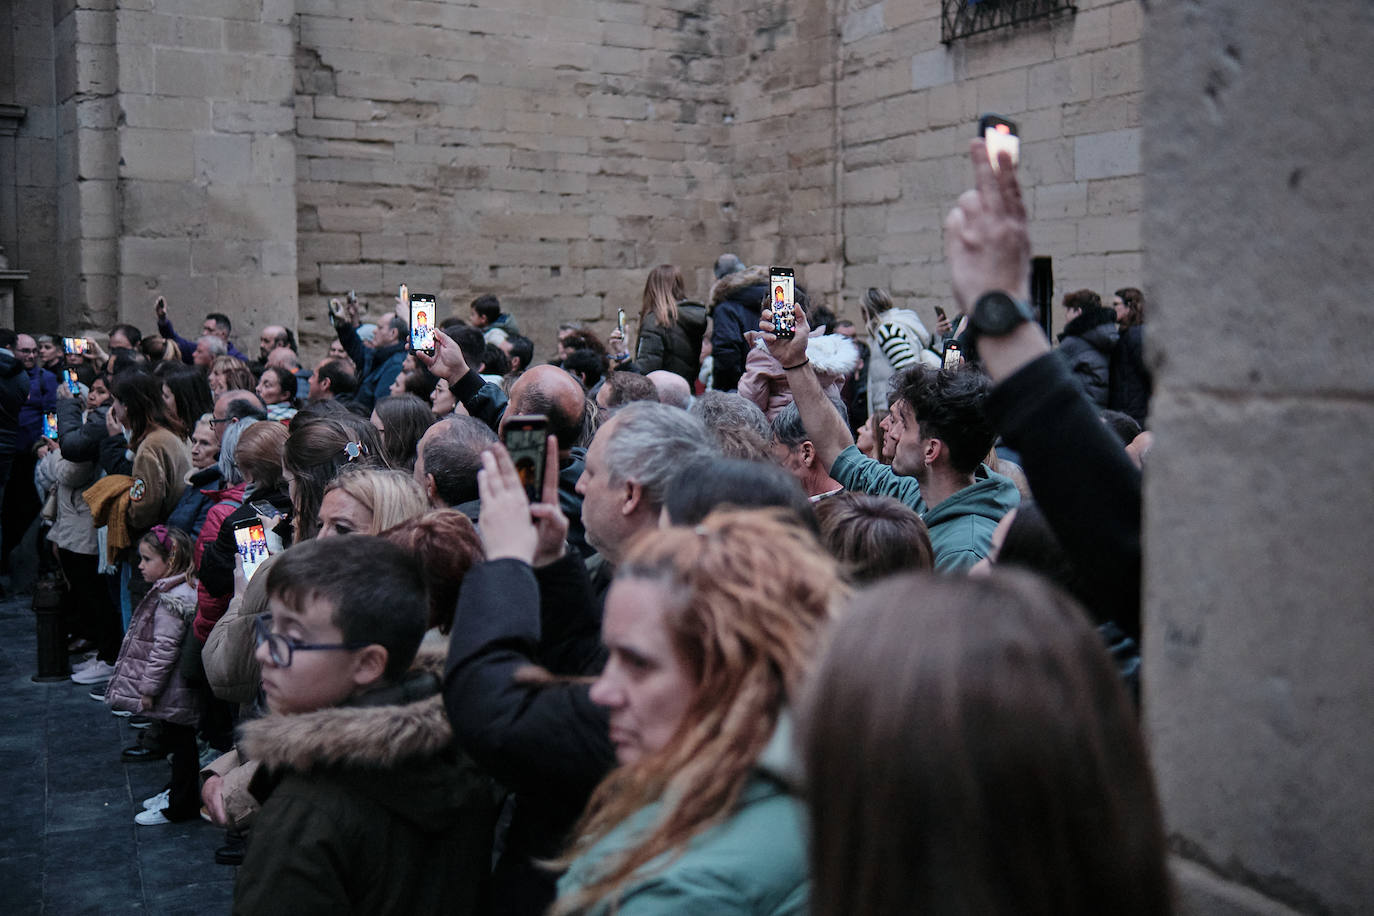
[137,542,170,583]
[257,593,372,716]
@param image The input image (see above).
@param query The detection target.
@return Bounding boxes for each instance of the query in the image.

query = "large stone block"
[1143,392,1374,914]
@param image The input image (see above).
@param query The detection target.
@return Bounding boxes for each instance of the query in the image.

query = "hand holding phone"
[233,518,271,582]
[63,368,81,396]
[942,340,964,371]
[42,412,59,440]
[409,293,437,355]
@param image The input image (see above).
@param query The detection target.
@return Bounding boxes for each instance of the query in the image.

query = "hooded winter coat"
[191,479,248,643]
[739,333,860,421]
[104,572,201,726]
[232,662,500,916]
[1108,324,1151,426]
[635,300,708,384]
[166,465,223,540]
[1056,307,1120,407]
[866,308,942,414]
[828,445,1020,572]
[710,266,780,392]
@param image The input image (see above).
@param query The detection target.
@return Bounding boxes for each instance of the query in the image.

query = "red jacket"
[193,481,248,643]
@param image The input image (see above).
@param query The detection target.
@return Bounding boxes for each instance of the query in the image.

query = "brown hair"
[234,420,288,490]
[210,355,255,394]
[554,509,843,915]
[1062,288,1102,312]
[639,264,685,331]
[800,571,1171,916]
[813,492,933,583]
[284,415,386,540]
[381,510,484,633]
[1115,287,1145,328]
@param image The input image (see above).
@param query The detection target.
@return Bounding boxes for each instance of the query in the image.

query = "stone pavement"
[0,587,235,914]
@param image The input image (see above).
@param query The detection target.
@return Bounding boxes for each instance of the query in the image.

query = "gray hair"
[772,397,849,450]
[689,391,773,460]
[198,335,228,358]
[218,418,254,486]
[714,253,745,279]
[601,402,718,509]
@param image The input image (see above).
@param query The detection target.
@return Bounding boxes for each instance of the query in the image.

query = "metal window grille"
[941,0,1076,44]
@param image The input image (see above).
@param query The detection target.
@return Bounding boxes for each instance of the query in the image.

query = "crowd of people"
[0,139,1166,914]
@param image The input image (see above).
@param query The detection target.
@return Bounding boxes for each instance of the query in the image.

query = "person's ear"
[622,480,643,516]
[925,437,943,466]
[352,644,389,689]
[800,440,817,469]
[425,473,439,506]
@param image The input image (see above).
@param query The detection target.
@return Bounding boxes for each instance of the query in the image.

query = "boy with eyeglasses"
[230,535,497,915]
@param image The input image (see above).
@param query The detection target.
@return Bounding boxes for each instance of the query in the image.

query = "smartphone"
[978,114,1019,171]
[409,293,437,355]
[503,414,548,503]
[42,412,58,440]
[250,499,283,521]
[769,267,797,340]
[63,368,81,395]
[616,309,626,336]
[934,305,948,324]
[233,518,271,582]
[63,337,89,355]
[943,340,964,371]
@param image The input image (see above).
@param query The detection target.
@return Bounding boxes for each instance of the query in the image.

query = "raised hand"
[414,327,470,383]
[476,443,539,564]
[757,300,811,368]
[943,139,1031,314]
[529,435,570,567]
[155,296,167,320]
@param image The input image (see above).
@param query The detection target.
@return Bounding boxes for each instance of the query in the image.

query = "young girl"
[104,525,204,825]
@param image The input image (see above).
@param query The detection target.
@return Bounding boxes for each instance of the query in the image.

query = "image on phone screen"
[234,521,270,582]
[943,343,963,371]
[770,268,796,340]
[64,369,81,395]
[503,416,548,503]
[42,412,59,440]
[979,114,1019,170]
[410,295,436,353]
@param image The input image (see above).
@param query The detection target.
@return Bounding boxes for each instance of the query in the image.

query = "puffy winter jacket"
[192,480,248,643]
[1056,307,1120,408]
[634,300,707,384]
[104,573,202,726]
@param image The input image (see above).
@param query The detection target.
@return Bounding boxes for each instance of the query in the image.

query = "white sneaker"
[71,660,116,684]
[142,789,170,811]
[135,807,170,826]
[111,709,132,718]
[72,655,100,672]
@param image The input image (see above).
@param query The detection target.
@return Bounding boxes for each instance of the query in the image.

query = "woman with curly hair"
[551,507,842,915]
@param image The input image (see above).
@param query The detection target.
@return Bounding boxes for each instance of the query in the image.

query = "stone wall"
[291,0,738,354]
[1142,1,1374,912]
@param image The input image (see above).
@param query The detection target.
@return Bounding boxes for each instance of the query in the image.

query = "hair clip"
[342,441,364,462]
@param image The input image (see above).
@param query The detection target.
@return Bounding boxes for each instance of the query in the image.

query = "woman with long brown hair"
[633,264,707,384]
[551,507,842,915]
[800,571,1171,916]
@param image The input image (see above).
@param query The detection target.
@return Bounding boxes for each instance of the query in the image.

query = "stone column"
[1142,1,1374,912]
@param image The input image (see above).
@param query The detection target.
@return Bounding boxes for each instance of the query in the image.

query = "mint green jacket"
[556,721,807,915]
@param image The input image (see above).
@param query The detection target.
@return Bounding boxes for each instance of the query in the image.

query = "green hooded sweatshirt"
[829,444,1020,572]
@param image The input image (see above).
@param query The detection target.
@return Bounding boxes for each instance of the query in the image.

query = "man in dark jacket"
[1055,289,1119,407]
[3,333,58,569]
[154,297,249,364]
[0,331,33,581]
[334,313,406,413]
[235,537,497,915]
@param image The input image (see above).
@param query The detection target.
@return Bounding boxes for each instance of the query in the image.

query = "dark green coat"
[233,666,500,916]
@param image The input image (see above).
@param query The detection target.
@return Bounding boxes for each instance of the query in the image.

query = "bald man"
[646,370,692,409]
[503,365,593,558]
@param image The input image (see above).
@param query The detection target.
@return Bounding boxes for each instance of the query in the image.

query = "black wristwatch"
[965,291,1036,360]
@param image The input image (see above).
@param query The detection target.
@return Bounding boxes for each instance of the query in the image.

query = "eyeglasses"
[253,613,370,668]
[208,415,234,427]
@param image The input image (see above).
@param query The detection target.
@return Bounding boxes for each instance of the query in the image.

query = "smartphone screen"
[769,267,796,340]
[63,337,76,355]
[978,114,1019,171]
[503,414,548,503]
[617,309,626,336]
[42,412,58,439]
[63,368,81,395]
[943,341,963,371]
[409,294,436,354]
[234,519,270,582]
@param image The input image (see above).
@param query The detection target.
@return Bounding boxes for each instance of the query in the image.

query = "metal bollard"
[31,575,70,682]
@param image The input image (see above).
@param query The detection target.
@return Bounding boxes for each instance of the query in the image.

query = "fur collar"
[709,265,772,309]
[806,334,860,376]
[1060,306,1118,340]
[238,646,453,772]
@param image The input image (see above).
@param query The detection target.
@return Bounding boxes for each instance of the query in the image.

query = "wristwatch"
[965,290,1036,360]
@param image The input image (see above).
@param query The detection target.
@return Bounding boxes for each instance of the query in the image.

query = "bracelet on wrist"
[782,358,810,371]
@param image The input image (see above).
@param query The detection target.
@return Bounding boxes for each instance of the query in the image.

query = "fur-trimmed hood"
[1059,306,1120,351]
[806,333,860,377]
[709,265,781,312]
[239,646,453,773]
